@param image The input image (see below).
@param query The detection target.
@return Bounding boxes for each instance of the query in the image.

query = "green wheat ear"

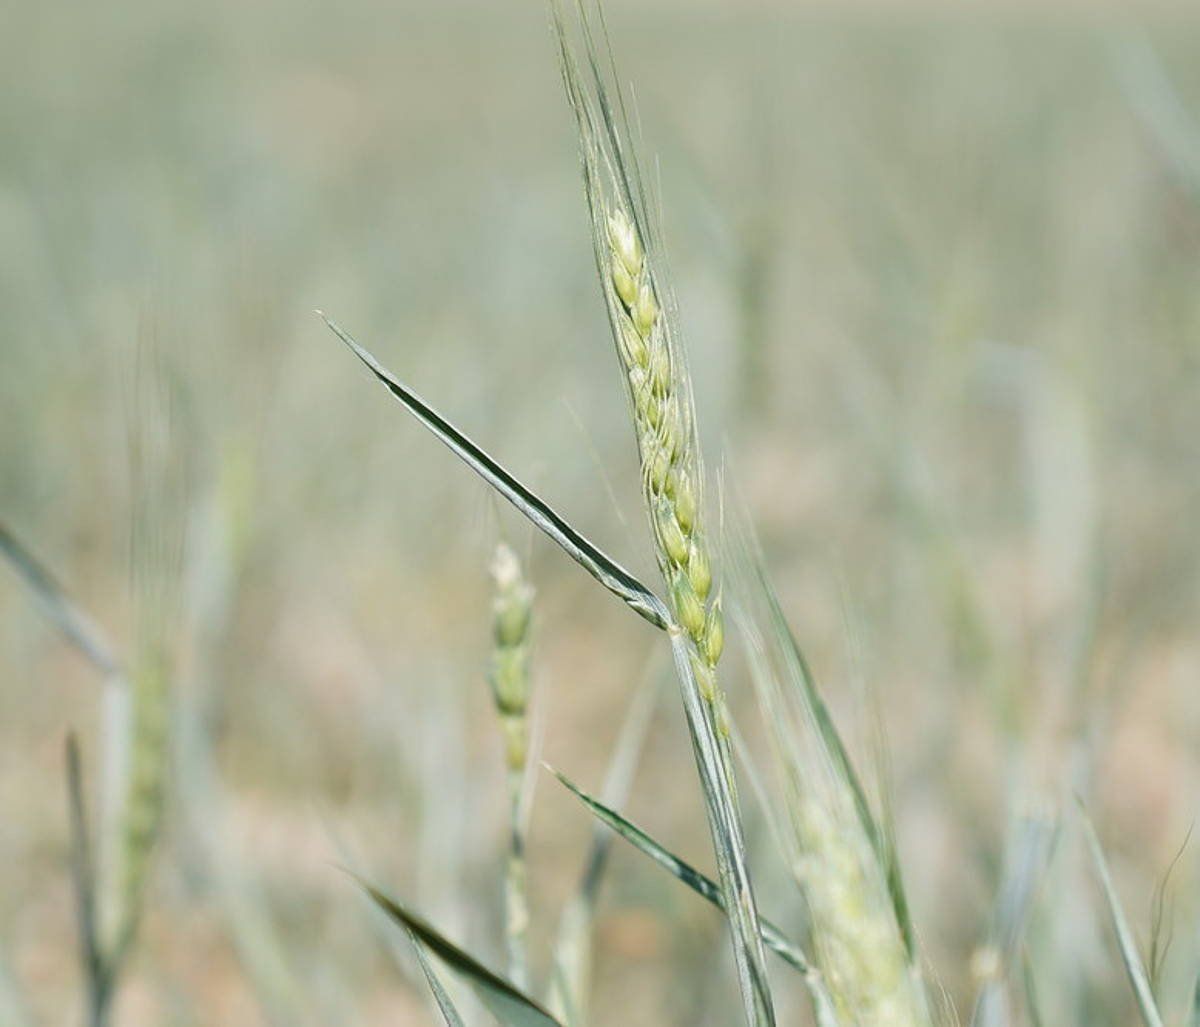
[326,6,775,1020]
[488,542,535,989]
[490,543,535,775]
[602,206,727,713]
[551,3,774,1023]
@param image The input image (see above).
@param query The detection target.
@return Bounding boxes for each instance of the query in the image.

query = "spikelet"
[488,542,534,989]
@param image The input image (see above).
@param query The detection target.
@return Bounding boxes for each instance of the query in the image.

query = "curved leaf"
[321,315,668,632]
[356,878,563,1027]
[326,313,773,1027]
[1080,810,1165,1027]
[408,933,467,1027]
[548,768,841,1026]
[0,521,120,677]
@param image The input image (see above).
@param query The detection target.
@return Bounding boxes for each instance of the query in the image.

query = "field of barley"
[2,1,1200,1024]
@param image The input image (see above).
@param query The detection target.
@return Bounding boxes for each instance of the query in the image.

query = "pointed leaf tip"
[1080,811,1166,1027]
[322,314,671,632]
[354,876,563,1027]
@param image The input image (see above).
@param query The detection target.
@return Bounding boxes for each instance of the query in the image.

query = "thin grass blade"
[548,765,813,974]
[321,314,668,631]
[356,878,563,1027]
[65,734,111,1025]
[408,933,467,1027]
[551,766,844,1027]
[1080,810,1166,1027]
[0,522,120,677]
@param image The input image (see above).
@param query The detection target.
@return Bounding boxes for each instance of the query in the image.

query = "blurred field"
[3,0,1200,1024]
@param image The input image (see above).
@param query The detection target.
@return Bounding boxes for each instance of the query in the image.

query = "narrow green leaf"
[64,734,111,1021]
[356,878,563,1027]
[1188,973,1200,1027]
[321,315,668,632]
[549,767,842,1026]
[548,767,809,972]
[0,521,120,677]
[408,932,467,1027]
[1080,810,1166,1027]
[325,313,774,1025]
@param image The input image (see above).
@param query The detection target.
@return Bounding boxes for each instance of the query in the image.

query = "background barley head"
[102,340,187,975]
[489,542,534,778]
[488,541,535,989]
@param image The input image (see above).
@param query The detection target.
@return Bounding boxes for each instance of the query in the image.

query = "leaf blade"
[356,878,563,1027]
[1080,810,1166,1027]
[549,767,807,972]
[408,932,467,1027]
[0,521,120,678]
[321,315,668,632]
[325,314,776,1024]
[548,767,843,1026]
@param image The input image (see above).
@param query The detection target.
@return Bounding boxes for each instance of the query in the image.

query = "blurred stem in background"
[173,438,331,1027]
[1,438,327,1026]
[547,664,662,1026]
[1112,32,1200,206]
[0,357,322,1026]
[0,953,30,1027]
[0,522,125,1025]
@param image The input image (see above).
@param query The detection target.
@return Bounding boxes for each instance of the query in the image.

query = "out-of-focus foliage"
[2,0,1199,1023]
